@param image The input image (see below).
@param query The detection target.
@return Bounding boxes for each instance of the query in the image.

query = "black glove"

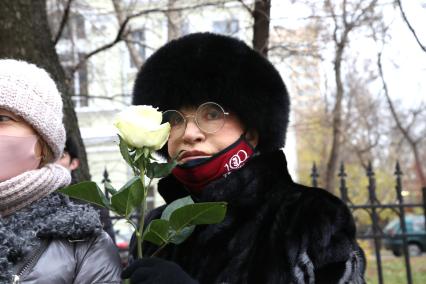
[121,257,198,284]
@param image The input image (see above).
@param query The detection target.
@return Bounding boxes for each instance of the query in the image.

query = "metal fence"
[310,162,426,284]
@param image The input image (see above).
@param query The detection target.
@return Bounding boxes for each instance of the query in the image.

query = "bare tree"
[341,65,382,170]
[368,14,426,190]
[70,1,236,74]
[253,0,271,56]
[238,0,271,56]
[377,51,426,187]
[323,0,378,193]
[166,0,184,41]
[53,0,74,45]
[396,0,426,53]
[112,0,144,68]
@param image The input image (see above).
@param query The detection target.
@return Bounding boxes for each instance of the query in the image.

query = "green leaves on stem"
[58,133,228,259]
[58,181,110,208]
[143,196,227,250]
[58,177,144,219]
[110,177,144,217]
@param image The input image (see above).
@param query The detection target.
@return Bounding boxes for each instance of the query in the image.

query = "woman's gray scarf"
[0,193,103,282]
[0,164,71,217]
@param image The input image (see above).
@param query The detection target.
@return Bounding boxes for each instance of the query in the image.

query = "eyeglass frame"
[162,101,230,136]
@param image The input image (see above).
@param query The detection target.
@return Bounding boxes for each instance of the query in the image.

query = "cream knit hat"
[0,59,65,161]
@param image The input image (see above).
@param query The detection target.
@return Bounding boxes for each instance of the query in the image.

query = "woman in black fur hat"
[122,33,365,284]
[0,59,122,283]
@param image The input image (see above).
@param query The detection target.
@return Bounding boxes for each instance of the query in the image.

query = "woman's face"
[0,108,42,160]
[167,105,258,164]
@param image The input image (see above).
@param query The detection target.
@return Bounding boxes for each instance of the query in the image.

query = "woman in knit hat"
[0,59,122,283]
[122,33,366,284]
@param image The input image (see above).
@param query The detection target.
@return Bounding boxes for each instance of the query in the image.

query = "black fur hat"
[132,32,290,154]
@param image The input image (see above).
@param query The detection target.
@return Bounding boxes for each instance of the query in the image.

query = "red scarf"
[172,136,254,193]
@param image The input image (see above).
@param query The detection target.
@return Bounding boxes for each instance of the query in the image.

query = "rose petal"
[113,105,170,149]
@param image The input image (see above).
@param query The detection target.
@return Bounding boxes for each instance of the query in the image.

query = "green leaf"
[142,219,170,246]
[169,202,227,231]
[146,160,178,179]
[169,225,195,245]
[58,181,110,208]
[118,135,134,168]
[157,196,195,245]
[110,176,144,217]
[142,198,227,248]
[161,196,194,220]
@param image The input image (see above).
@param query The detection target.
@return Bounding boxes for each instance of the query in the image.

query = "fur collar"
[0,193,102,282]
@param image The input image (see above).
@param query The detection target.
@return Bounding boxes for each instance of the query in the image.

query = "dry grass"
[365,250,426,284]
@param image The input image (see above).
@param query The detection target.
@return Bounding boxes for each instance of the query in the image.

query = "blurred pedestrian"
[57,136,80,174]
[57,136,117,242]
[0,59,122,283]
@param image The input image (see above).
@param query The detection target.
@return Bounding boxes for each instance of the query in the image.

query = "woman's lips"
[178,150,210,163]
[180,156,210,163]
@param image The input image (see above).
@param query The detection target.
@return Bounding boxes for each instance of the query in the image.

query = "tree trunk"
[323,0,378,193]
[0,0,90,182]
[412,144,426,187]
[112,0,144,68]
[324,29,349,193]
[252,0,270,57]
[324,47,343,193]
[167,0,183,41]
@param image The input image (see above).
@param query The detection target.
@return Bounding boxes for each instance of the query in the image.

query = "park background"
[0,0,425,283]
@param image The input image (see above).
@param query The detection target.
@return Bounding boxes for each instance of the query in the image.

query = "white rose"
[114,105,170,150]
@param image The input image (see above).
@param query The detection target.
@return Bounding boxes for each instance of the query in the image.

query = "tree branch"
[378,51,411,142]
[237,0,254,15]
[353,0,377,24]
[54,0,74,45]
[71,0,235,73]
[325,0,339,44]
[268,44,322,59]
[112,0,144,68]
[396,0,426,52]
[378,50,426,186]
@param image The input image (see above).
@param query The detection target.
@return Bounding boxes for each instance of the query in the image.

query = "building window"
[50,11,86,40]
[130,28,146,68]
[62,23,72,40]
[180,20,190,36]
[74,14,86,39]
[212,19,239,35]
[77,53,89,107]
[62,53,89,108]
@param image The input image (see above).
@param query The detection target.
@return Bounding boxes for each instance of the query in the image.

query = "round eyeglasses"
[162,102,229,137]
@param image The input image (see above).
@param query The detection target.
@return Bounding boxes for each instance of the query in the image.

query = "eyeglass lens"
[162,102,226,136]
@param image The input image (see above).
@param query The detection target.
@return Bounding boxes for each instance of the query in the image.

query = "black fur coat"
[130,150,365,284]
